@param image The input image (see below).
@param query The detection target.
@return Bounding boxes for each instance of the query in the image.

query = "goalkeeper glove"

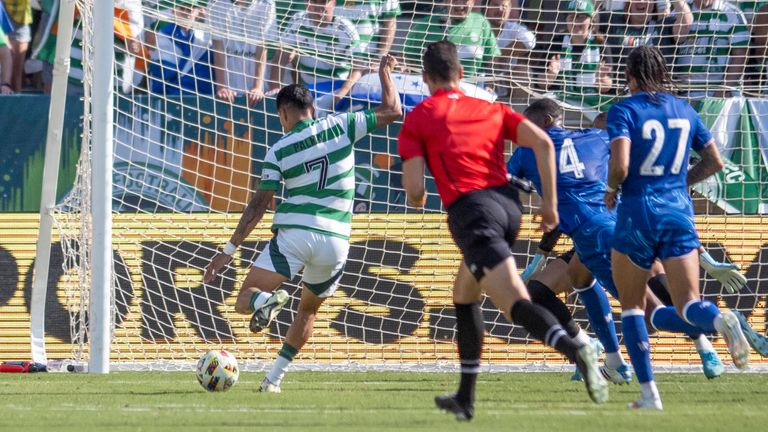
[699,251,747,294]
[521,253,546,283]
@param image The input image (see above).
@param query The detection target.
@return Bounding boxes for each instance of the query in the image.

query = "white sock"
[605,351,626,369]
[573,329,591,346]
[640,381,660,401]
[265,355,291,386]
[694,334,714,352]
[251,291,273,312]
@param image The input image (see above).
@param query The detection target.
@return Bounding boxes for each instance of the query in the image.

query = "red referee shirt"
[397,88,526,207]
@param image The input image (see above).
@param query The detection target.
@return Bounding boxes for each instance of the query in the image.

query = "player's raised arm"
[374,54,403,127]
[515,119,559,232]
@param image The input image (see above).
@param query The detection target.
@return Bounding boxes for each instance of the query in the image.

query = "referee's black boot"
[434,394,473,421]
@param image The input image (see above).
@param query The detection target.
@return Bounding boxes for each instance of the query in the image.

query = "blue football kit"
[606,92,713,269]
[507,127,619,296]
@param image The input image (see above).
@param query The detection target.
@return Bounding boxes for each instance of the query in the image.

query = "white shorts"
[253,228,349,298]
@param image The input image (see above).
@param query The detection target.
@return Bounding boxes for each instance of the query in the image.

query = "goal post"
[30,0,768,372]
[30,0,78,366]
[88,0,116,374]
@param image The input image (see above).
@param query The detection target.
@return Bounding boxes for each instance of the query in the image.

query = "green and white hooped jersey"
[335,0,402,54]
[559,34,602,97]
[675,1,750,93]
[280,12,365,84]
[402,13,500,78]
[258,110,378,239]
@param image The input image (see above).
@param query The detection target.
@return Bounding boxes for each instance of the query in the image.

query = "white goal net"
[43,0,768,371]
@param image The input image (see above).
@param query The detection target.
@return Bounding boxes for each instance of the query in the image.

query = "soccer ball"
[196,350,239,392]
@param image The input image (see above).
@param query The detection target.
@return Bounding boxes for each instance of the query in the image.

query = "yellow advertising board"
[0,214,766,367]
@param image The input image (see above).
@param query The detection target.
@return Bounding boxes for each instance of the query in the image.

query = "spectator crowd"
[0,0,767,110]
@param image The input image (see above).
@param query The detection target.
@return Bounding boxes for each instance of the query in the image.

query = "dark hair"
[276,84,314,111]
[625,45,672,95]
[523,98,562,127]
[422,40,460,82]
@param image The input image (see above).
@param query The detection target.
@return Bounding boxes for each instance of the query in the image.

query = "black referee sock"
[510,300,580,363]
[528,280,581,338]
[454,303,484,405]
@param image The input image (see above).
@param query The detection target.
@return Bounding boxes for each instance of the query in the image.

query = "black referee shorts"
[447,184,523,281]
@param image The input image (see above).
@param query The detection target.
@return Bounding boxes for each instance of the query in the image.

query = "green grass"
[2,372,768,431]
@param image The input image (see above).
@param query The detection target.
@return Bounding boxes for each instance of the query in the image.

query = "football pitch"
[2,372,768,431]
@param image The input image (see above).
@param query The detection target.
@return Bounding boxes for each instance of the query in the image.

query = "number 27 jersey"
[606,92,713,197]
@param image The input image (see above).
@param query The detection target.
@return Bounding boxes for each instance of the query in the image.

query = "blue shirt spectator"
[148,0,213,96]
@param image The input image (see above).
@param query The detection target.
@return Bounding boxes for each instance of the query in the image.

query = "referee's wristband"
[605,184,618,193]
[222,241,237,256]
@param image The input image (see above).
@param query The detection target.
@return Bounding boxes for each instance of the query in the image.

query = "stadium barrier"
[1,213,766,367]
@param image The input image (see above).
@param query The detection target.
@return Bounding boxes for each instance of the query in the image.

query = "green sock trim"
[278,343,299,361]
[248,291,263,313]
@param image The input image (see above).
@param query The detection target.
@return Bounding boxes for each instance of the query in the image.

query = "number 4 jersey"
[507,127,611,235]
[259,110,378,240]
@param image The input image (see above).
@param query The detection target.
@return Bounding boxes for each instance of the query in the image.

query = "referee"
[397,41,608,421]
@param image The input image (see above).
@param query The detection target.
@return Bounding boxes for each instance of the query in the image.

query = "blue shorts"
[572,212,619,298]
[612,195,700,270]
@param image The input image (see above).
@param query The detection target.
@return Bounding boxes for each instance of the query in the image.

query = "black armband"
[537,227,562,253]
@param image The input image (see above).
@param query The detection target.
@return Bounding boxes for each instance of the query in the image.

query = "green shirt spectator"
[736,0,767,22]
[675,0,750,98]
[402,4,499,78]
[335,0,402,56]
[270,0,366,111]
[542,0,613,109]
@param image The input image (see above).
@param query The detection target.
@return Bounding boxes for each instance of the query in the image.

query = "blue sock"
[650,306,703,338]
[621,309,654,383]
[575,280,620,354]
[682,300,720,333]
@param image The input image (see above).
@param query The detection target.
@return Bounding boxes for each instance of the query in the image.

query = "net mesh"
[48,0,768,370]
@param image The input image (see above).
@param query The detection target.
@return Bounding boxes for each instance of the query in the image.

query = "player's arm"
[373,54,402,127]
[605,137,630,210]
[398,105,426,208]
[521,228,562,282]
[687,141,723,186]
[515,119,559,232]
[204,189,275,283]
[402,157,427,208]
